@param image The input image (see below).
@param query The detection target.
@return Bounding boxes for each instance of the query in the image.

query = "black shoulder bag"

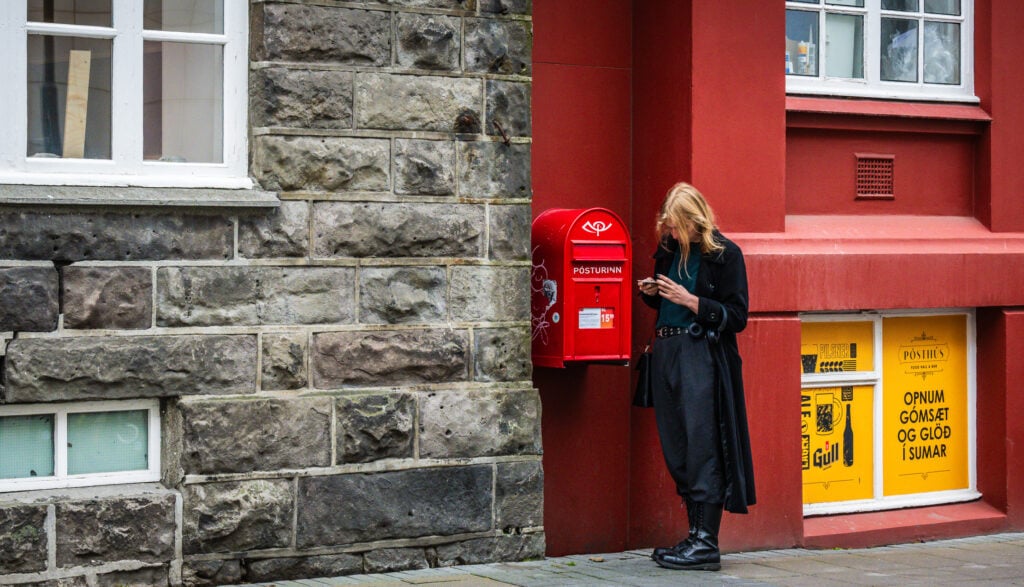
[632,343,654,408]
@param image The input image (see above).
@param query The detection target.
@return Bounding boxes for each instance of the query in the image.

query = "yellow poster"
[800,321,874,375]
[882,315,969,496]
[801,385,874,504]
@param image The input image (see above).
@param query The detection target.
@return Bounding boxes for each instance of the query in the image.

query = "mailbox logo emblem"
[581,220,612,237]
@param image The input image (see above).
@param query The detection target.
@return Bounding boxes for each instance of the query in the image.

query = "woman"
[637,182,755,571]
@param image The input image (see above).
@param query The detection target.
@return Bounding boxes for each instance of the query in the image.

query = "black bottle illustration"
[843,403,854,467]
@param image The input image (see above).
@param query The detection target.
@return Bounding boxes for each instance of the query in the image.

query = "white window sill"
[0,184,280,208]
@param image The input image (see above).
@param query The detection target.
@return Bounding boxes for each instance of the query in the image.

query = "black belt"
[656,323,705,339]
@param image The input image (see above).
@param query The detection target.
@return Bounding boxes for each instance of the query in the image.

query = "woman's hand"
[637,278,660,297]
[654,274,699,312]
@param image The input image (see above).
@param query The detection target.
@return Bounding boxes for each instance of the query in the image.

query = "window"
[0,400,161,491]
[0,1,249,188]
[786,0,975,102]
[800,311,978,516]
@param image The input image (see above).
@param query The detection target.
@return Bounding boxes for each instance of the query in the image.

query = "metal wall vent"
[855,153,895,200]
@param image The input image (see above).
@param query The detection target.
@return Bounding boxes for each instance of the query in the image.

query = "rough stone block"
[336,393,415,463]
[488,204,531,261]
[251,67,353,129]
[62,266,152,329]
[261,332,308,390]
[182,559,242,587]
[396,13,460,71]
[313,202,484,258]
[473,327,531,382]
[244,553,362,583]
[313,329,468,388]
[479,0,531,14]
[55,494,175,567]
[17,575,90,587]
[419,389,542,458]
[449,266,530,322]
[254,136,389,192]
[435,533,545,566]
[355,73,481,132]
[359,266,447,324]
[94,566,169,586]
[363,547,429,573]
[296,466,492,547]
[395,139,455,196]
[254,4,389,65]
[157,266,355,326]
[239,201,310,259]
[183,479,294,554]
[458,142,531,199]
[0,504,48,574]
[179,397,331,474]
[3,335,256,403]
[495,460,543,530]
[381,0,478,9]
[0,210,232,262]
[465,18,532,75]
[0,266,59,332]
[487,80,531,137]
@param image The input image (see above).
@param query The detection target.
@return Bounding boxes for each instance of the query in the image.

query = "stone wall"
[0,1,538,585]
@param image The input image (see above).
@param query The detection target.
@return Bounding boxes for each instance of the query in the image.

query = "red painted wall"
[976,1,1024,231]
[786,129,976,216]
[534,0,1024,557]
[690,2,787,233]
[532,0,634,556]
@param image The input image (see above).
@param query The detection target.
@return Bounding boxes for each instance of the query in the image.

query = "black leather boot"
[654,502,723,571]
[651,497,698,560]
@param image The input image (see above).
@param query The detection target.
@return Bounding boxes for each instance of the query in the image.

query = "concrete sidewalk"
[237,532,1024,587]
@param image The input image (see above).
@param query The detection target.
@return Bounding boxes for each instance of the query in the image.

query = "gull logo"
[581,220,612,237]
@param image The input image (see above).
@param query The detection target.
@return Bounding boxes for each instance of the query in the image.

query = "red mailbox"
[531,208,632,368]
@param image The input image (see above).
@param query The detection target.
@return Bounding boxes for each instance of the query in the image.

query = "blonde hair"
[656,182,724,275]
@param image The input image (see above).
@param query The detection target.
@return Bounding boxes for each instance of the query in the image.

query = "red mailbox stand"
[531,208,632,368]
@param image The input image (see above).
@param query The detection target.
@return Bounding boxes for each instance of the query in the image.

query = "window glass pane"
[826,0,864,7]
[27,35,112,159]
[144,42,223,163]
[882,0,919,11]
[826,13,864,78]
[67,410,148,475]
[789,0,821,4]
[924,21,960,84]
[786,10,819,76]
[28,0,111,27]
[881,18,919,82]
[0,415,55,479]
[144,0,224,34]
[924,0,960,15]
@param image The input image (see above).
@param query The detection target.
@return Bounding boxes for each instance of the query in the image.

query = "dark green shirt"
[655,245,701,329]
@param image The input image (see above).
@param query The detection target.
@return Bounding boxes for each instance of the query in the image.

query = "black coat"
[640,233,756,513]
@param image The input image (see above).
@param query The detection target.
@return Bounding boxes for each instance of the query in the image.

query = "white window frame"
[0,1,250,189]
[785,0,976,103]
[0,399,161,492]
[801,310,979,517]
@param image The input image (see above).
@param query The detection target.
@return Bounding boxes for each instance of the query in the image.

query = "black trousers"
[652,333,726,504]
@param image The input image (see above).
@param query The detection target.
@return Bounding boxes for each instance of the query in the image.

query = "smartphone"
[637,277,657,286]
